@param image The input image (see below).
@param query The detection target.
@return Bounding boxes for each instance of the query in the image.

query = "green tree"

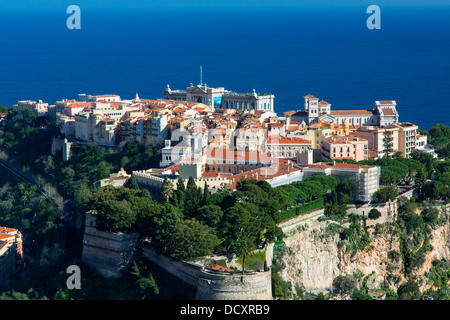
[174,176,186,206]
[221,203,269,274]
[333,275,357,295]
[162,219,220,261]
[160,177,174,202]
[197,204,223,229]
[410,150,434,174]
[382,131,394,157]
[397,280,421,300]
[152,203,184,254]
[422,207,439,227]
[94,199,137,233]
[336,178,357,204]
[184,177,202,218]
[130,261,159,299]
[202,182,210,206]
[373,185,398,203]
[368,208,381,220]
[127,175,140,190]
[415,167,427,197]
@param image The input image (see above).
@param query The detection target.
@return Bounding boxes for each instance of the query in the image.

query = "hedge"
[275,197,325,223]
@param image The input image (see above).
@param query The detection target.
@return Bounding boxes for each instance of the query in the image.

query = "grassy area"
[236,250,267,271]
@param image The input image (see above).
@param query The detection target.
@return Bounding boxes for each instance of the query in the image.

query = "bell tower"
[304,94,319,124]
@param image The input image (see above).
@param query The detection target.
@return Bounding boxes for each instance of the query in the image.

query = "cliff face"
[279,210,450,294]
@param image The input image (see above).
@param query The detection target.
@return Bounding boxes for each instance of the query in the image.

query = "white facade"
[163,83,274,112]
[13,100,48,117]
[292,95,399,127]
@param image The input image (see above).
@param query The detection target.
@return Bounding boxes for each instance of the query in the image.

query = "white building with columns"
[163,83,274,112]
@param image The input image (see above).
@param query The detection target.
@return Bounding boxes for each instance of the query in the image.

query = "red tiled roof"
[227,158,299,189]
[205,263,234,272]
[266,136,311,144]
[381,108,395,116]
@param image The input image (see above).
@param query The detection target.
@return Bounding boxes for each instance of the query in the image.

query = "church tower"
[304,94,319,124]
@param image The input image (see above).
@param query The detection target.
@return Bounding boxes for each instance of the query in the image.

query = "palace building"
[163,83,274,112]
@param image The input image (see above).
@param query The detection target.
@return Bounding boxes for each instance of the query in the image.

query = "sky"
[0,0,449,11]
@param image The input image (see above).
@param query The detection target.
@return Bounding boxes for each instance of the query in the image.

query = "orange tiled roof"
[227,158,300,189]
[266,136,311,144]
[381,108,395,115]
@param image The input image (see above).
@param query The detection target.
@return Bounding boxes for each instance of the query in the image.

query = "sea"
[0,5,449,130]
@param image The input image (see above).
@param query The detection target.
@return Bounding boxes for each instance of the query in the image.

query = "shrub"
[368,208,381,220]
[249,259,264,271]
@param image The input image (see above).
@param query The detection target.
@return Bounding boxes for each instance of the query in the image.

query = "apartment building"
[387,122,418,158]
[321,135,369,162]
[352,126,400,159]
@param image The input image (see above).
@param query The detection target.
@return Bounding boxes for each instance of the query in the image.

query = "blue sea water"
[0,6,449,130]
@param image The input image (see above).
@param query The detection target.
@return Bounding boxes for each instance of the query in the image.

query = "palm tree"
[160,177,174,202]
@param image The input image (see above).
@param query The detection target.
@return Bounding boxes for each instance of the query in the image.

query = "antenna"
[200,65,203,86]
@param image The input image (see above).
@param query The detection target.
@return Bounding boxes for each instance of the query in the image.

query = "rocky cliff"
[278,204,450,295]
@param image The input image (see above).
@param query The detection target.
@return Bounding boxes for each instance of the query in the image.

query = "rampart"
[81,212,139,278]
[141,246,272,300]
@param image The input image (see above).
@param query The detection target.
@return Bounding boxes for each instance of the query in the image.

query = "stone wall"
[142,246,273,300]
[196,269,272,300]
[81,213,139,279]
[277,208,325,235]
[141,246,201,288]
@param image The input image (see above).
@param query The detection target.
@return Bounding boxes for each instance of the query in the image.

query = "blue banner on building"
[213,96,222,108]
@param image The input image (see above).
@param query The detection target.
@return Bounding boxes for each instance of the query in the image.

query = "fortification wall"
[81,213,139,279]
[141,246,201,288]
[196,270,272,300]
[141,246,273,300]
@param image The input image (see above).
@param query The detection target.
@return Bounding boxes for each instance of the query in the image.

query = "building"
[265,135,312,159]
[73,102,142,147]
[289,94,399,127]
[415,134,438,158]
[78,93,122,102]
[352,126,400,159]
[0,227,23,285]
[300,162,380,203]
[387,122,418,158]
[305,120,334,150]
[321,135,369,162]
[163,83,274,112]
[13,100,48,117]
[93,168,131,189]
